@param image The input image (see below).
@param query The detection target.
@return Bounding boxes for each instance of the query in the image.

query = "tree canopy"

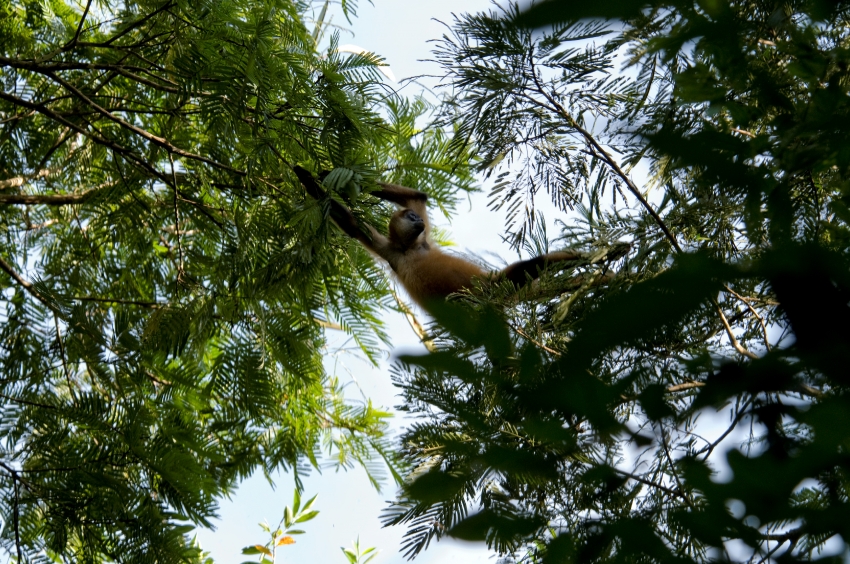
[0,0,474,560]
[4,0,850,562]
[383,1,850,563]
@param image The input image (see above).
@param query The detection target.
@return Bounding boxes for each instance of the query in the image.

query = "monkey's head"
[389,208,425,248]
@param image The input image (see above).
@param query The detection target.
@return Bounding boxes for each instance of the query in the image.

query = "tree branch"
[724,285,771,352]
[45,72,244,175]
[513,324,561,356]
[54,313,77,405]
[714,301,758,360]
[0,90,168,184]
[696,398,753,460]
[0,191,94,205]
[67,0,95,48]
[526,51,682,253]
[0,168,53,189]
[393,290,436,352]
[0,255,59,313]
[666,381,705,393]
[0,56,183,93]
[87,1,175,47]
[0,393,57,410]
[71,296,165,307]
[613,467,690,501]
[12,469,22,563]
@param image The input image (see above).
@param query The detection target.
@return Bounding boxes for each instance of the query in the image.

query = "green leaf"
[323,167,355,191]
[292,489,301,515]
[295,510,320,523]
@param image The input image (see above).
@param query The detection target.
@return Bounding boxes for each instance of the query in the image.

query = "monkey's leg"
[500,251,584,287]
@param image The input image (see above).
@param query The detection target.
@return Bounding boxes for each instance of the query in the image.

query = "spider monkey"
[293,166,585,310]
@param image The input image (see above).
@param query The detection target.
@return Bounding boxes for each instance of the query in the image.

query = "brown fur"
[394,246,488,307]
[292,167,584,310]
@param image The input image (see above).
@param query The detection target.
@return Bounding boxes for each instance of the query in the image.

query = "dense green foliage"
[5,0,850,562]
[383,1,850,563]
[0,0,474,561]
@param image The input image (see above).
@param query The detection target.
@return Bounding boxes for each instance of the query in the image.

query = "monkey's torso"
[391,244,487,308]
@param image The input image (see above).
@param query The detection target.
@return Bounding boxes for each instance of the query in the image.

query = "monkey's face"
[389,209,425,247]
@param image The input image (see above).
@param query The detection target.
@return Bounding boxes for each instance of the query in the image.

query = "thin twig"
[13,471,22,562]
[696,398,753,460]
[613,467,689,501]
[0,57,185,93]
[35,126,72,171]
[513,325,561,356]
[0,90,168,183]
[54,313,77,404]
[724,285,771,352]
[0,393,56,410]
[44,72,245,175]
[0,462,31,488]
[714,301,758,359]
[93,1,175,47]
[757,534,790,564]
[526,50,681,253]
[392,290,436,352]
[527,50,777,363]
[666,381,705,393]
[659,426,693,507]
[67,0,95,48]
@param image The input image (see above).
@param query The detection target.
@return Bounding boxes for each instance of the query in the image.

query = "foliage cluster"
[0,0,474,561]
[383,1,850,563]
[240,489,318,564]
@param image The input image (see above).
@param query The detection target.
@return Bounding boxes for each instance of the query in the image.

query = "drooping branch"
[45,72,245,175]
[524,52,771,361]
[526,52,682,254]
[0,90,168,183]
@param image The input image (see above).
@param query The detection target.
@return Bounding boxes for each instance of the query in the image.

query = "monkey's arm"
[294,166,391,255]
[372,182,428,207]
[499,251,584,287]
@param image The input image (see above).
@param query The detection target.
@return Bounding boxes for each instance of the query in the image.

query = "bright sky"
[194,1,517,563]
